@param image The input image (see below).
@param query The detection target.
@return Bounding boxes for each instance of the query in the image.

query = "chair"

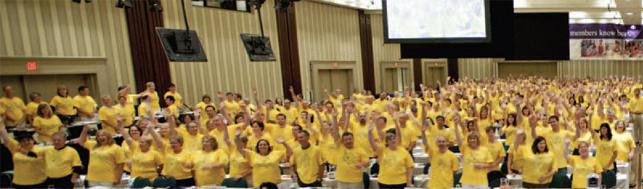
[548,171,571,188]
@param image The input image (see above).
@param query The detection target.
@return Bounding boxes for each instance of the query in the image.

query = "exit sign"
[26,61,37,71]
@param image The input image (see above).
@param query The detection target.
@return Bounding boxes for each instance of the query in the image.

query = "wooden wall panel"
[162,0,283,105]
[0,0,134,96]
[295,1,363,99]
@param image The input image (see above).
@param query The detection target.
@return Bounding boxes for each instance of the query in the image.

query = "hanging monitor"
[240,33,276,61]
[156,27,208,62]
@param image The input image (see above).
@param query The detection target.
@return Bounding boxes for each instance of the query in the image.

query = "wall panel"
[162,0,283,105]
[370,14,413,92]
[0,0,134,96]
[295,1,363,99]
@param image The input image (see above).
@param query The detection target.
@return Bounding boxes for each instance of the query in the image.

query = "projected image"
[385,0,488,40]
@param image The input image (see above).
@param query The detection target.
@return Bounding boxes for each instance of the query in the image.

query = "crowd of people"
[0,76,641,189]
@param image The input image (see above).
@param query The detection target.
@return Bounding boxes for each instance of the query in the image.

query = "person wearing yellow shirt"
[44,132,82,188]
[226,134,253,187]
[612,121,635,162]
[421,132,459,189]
[137,95,155,119]
[594,124,618,171]
[194,135,229,186]
[195,95,215,126]
[453,115,494,188]
[397,114,420,151]
[572,119,592,154]
[172,120,203,152]
[0,85,26,127]
[98,96,119,135]
[234,134,292,187]
[518,136,557,188]
[484,127,506,172]
[281,99,299,124]
[0,121,47,188]
[51,85,76,125]
[115,95,135,127]
[290,130,324,187]
[246,121,276,150]
[76,126,126,187]
[331,130,369,189]
[164,96,180,119]
[266,114,294,149]
[565,141,603,188]
[348,111,375,157]
[140,82,161,112]
[73,86,97,119]
[164,83,183,108]
[368,122,414,188]
[32,104,63,143]
[628,88,643,114]
[537,116,574,173]
[25,92,46,124]
[162,136,196,187]
[221,92,241,118]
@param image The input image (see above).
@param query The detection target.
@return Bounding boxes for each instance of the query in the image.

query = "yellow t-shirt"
[426,126,455,149]
[572,131,592,149]
[290,144,324,184]
[542,129,574,169]
[115,103,135,127]
[282,107,299,124]
[375,147,415,185]
[613,132,636,162]
[98,106,118,135]
[485,141,506,171]
[194,149,229,186]
[164,91,183,107]
[593,136,618,170]
[177,130,203,152]
[44,146,82,178]
[318,133,338,164]
[399,122,420,150]
[520,151,556,184]
[137,103,154,118]
[426,148,459,189]
[502,125,518,148]
[130,150,163,180]
[569,156,602,188]
[223,100,241,118]
[162,150,194,180]
[32,115,63,143]
[146,91,161,112]
[0,96,26,126]
[628,96,643,113]
[83,140,126,183]
[250,150,286,186]
[73,95,97,115]
[460,145,493,186]
[229,149,252,178]
[50,96,76,116]
[25,101,45,118]
[5,138,47,185]
[335,145,368,183]
[349,123,374,157]
[196,101,215,125]
[167,104,180,119]
[266,124,294,150]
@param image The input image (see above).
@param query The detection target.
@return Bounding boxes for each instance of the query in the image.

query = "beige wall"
[0,0,135,96]
[370,14,413,92]
[295,1,363,99]
[458,58,643,79]
[162,0,283,105]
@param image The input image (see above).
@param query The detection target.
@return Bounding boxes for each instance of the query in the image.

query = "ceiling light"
[626,12,633,16]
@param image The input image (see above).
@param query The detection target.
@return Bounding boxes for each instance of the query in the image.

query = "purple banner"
[569,24,643,40]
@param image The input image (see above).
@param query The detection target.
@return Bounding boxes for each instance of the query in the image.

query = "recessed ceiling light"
[626,12,634,15]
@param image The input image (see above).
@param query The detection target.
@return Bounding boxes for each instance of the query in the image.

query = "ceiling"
[311,0,643,25]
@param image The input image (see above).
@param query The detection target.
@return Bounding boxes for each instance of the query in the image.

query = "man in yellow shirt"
[333,132,369,189]
[25,92,46,124]
[290,130,324,187]
[0,85,26,127]
[73,86,97,119]
[163,83,183,108]
[45,132,82,188]
[98,96,119,135]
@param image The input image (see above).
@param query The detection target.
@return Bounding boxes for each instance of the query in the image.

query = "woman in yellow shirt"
[76,126,126,187]
[193,135,229,186]
[32,104,63,143]
[519,136,557,188]
[98,96,119,135]
[572,118,592,155]
[454,115,494,188]
[500,113,519,148]
[234,134,292,187]
[140,82,160,112]
[120,121,164,179]
[227,135,253,187]
[44,132,82,188]
[25,92,45,124]
[594,123,618,171]
[565,141,603,188]
[612,121,635,162]
[162,136,195,187]
[0,122,47,188]
[367,119,414,188]
[115,95,135,127]
[50,85,76,125]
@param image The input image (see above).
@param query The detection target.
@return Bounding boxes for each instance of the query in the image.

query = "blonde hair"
[95,129,115,149]
[201,135,219,151]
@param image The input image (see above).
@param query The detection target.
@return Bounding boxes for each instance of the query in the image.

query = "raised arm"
[75,125,91,148]
[453,114,463,147]
[164,110,178,137]
[275,138,292,160]
[330,110,340,142]
[529,114,538,139]
[367,123,378,153]
[0,119,11,148]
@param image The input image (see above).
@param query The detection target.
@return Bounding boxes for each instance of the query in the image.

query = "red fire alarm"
[26,61,37,71]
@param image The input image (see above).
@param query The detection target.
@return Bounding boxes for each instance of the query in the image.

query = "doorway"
[380,61,411,92]
[310,61,358,101]
[422,61,447,89]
